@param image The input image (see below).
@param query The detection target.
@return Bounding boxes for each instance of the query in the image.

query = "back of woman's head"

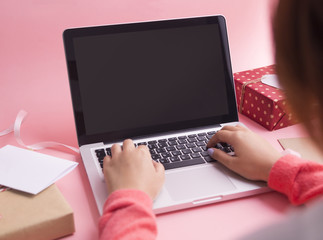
[273,0,323,148]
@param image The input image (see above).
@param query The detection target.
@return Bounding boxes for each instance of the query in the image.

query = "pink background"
[0,0,307,239]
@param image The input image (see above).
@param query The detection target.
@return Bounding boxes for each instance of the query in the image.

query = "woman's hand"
[207,125,281,182]
[103,139,165,200]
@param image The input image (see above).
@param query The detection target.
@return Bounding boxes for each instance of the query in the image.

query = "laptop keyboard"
[95,131,234,170]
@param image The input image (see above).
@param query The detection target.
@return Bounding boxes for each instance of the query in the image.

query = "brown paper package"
[0,184,75,240]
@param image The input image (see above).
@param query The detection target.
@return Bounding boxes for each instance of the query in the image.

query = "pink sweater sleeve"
[268,154,323,205]
[98,189,157,240]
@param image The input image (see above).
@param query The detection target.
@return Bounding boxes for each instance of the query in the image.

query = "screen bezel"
[63,15,238,146]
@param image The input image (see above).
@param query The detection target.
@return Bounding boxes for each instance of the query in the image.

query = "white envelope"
[0,145,78,194]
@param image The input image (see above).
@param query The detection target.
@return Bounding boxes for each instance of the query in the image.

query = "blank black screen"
[73,23,229,136]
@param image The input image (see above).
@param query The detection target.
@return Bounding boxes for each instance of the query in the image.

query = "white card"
[0,145,78,194]
[261,74,282,89]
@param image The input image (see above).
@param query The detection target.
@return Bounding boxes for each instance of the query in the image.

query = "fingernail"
[207,148,214,156]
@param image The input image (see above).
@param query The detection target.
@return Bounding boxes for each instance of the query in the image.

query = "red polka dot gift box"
[234,65,295,131]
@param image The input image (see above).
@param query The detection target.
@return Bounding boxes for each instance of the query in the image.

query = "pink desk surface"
[0,0,306,239]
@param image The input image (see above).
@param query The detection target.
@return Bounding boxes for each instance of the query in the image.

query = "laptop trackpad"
[165,165,236,202]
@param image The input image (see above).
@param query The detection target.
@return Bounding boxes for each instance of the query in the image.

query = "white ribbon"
[0,124,14,136]
[0,110,79,153]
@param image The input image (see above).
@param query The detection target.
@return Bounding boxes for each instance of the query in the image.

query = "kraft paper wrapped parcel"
[0,184,75,240]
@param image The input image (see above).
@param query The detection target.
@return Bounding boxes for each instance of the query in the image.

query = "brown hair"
[273,0,323,148]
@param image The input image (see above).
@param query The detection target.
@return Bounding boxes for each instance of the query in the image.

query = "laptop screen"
[64,16,238,145]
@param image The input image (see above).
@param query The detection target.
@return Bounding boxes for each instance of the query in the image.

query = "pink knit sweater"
[99,155,323,240]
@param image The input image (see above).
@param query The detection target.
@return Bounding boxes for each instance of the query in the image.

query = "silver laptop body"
[63,15,269,215]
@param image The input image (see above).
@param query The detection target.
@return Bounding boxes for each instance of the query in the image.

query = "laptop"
[63,15,269,215]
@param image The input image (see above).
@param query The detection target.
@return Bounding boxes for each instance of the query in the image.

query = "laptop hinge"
[103,124,222,145]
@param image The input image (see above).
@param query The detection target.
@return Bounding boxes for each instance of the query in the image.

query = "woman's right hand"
[207,125,281,182]
[103,139,165,201]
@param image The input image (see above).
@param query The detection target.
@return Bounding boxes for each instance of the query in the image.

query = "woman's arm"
[99,139,164,240]
[99,189,157,240]
[269,154,323,205]
[207,125,323,204]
